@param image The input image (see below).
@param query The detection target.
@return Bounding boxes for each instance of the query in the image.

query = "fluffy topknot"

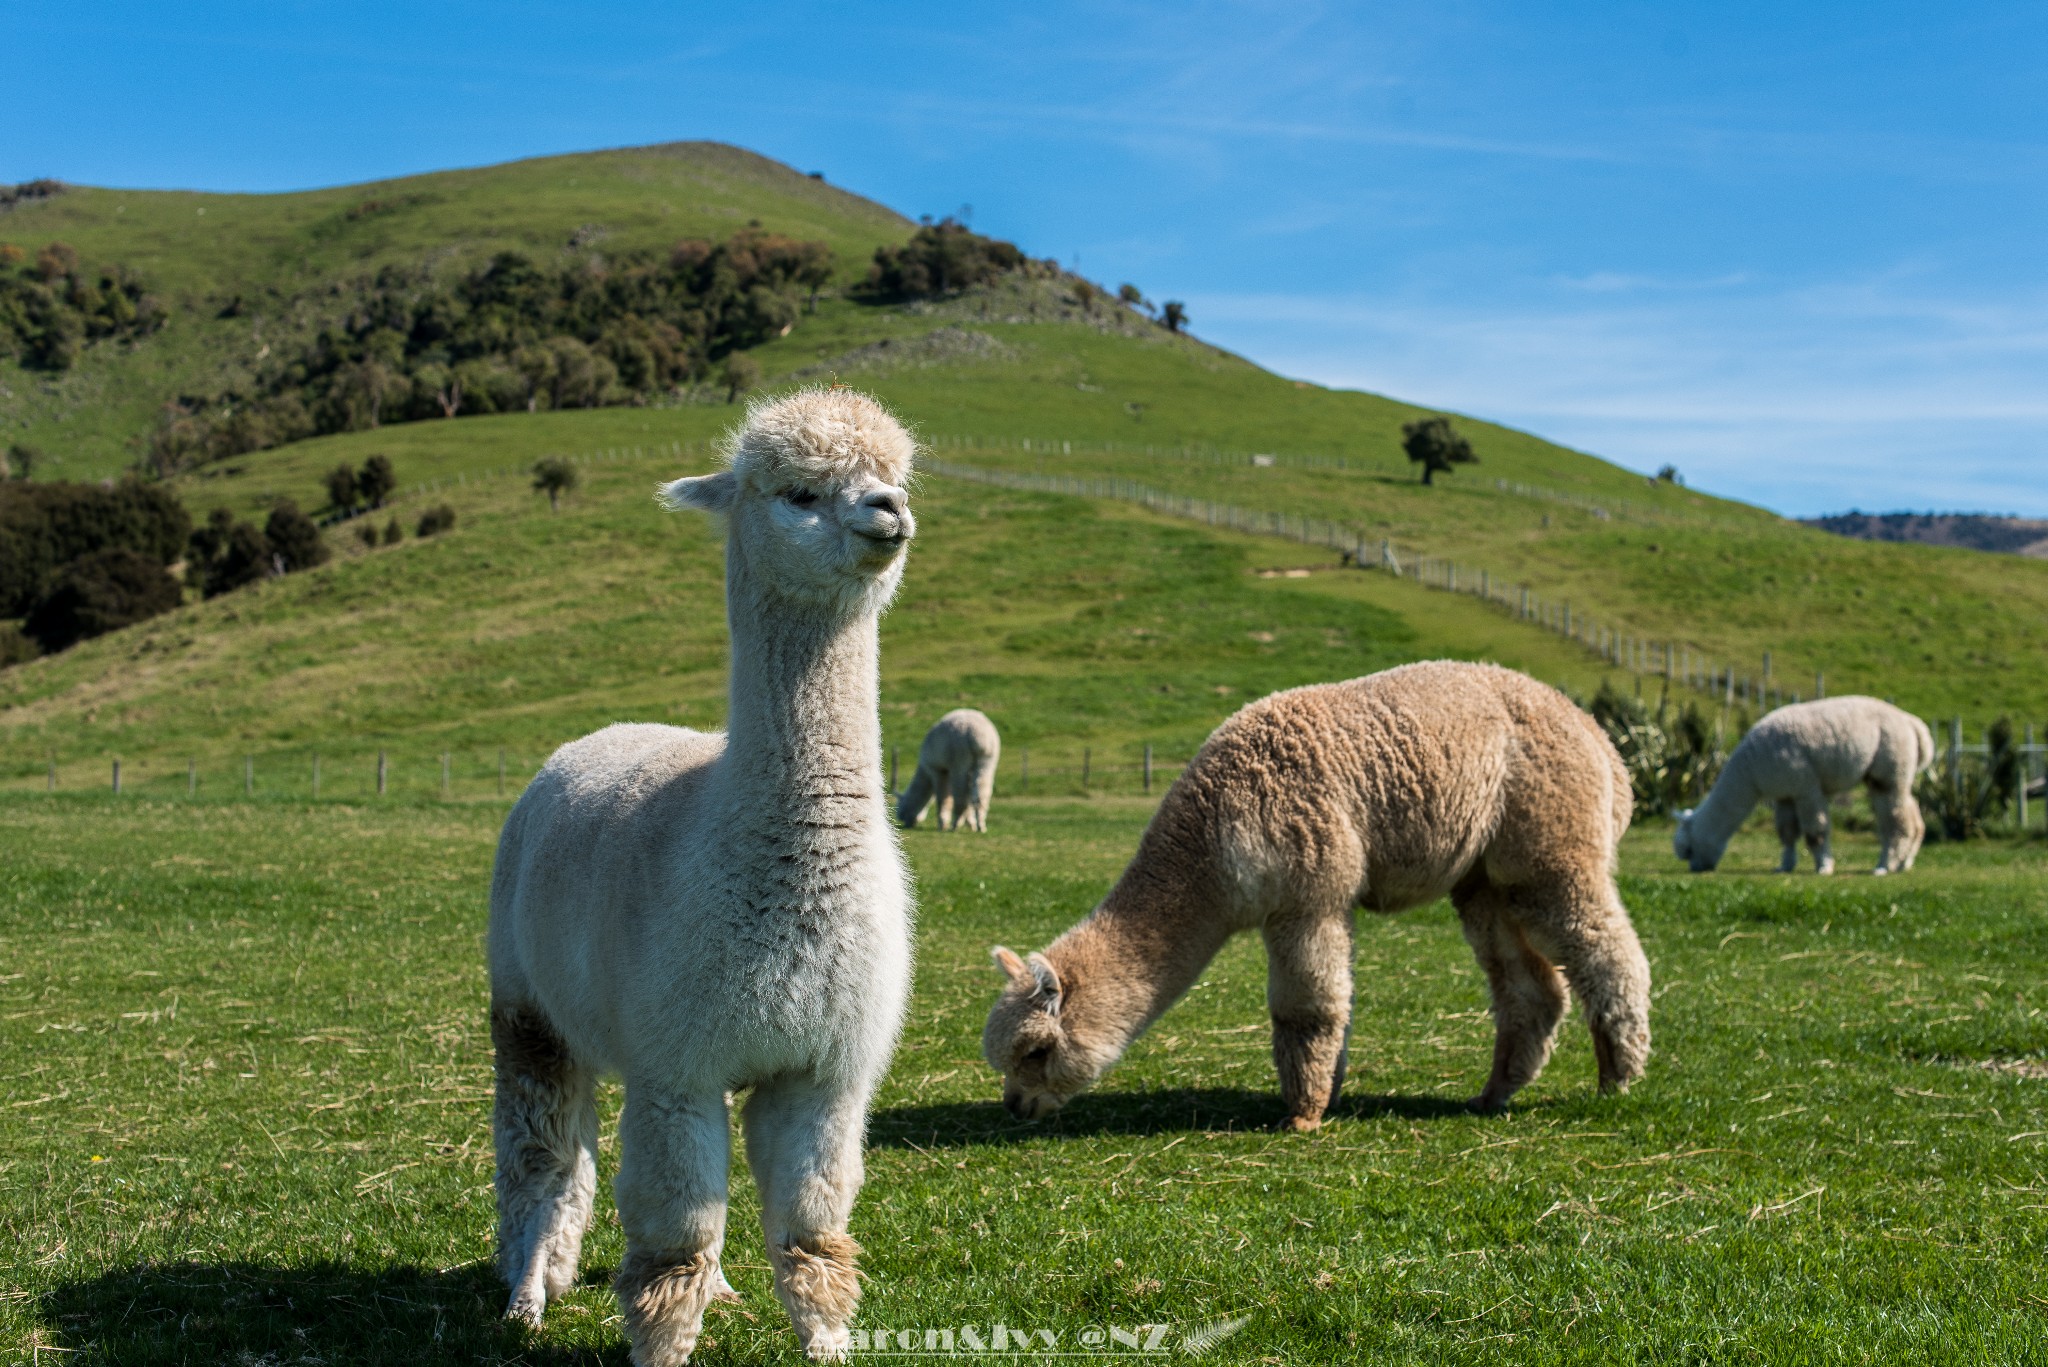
[726,387,916,491]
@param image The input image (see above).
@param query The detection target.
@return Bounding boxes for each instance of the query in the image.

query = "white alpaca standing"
[487,389,919,1365]
[897,708,1001,832]
[1674,695,1933,876]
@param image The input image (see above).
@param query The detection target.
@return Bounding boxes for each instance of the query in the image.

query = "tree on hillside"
[324,463,360,514]
[2,443,38,479]
[861,218,1025,299]
[23,547,183,652]
[722,352,761,404]
[1160,300,1188,334]
[1117,283,1149,314]
[357,454,397,508]
[1401,417,1477,486]
[264,500,328,573]
[532,456,579,513]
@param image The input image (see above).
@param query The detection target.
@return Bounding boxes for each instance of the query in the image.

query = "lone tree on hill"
[1160,300,1188,334]
[532,456,579,513]
[324,463,359,514]
[356,454,397,508]
[1117,283,1149,313]
[1401,416,1477,485]
[722,352,761,403]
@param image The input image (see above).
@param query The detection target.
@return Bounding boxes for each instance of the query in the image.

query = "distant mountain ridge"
[1802,511,2048,558]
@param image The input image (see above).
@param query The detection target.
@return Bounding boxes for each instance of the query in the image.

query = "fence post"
[188,758,196,795]
[441,753,451,800]
[1143,744,1153,793]
[1020,748,1029,794]
[112,758,121,795]
[1816,671,1826,700]
[1082,748,1090,789]
[1950,717,1962,795]
[312,754,321,799]
[377,749,387,797]
[245,756,253,796]
[2022,724,2033,829]
[48,759,55,791]
[498,748,507,798]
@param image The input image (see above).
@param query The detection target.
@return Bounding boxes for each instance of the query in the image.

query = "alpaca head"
[659,387,917,614]
[1671,809,1719,871]
[983,946,1105,1120]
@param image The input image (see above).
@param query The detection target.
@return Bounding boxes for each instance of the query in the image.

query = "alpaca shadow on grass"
[41,1258,624,1365]
[870,1085,1476,1150]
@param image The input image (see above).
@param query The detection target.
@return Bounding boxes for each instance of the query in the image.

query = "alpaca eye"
[783,488,818,508]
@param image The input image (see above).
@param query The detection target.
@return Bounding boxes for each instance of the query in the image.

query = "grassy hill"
[4,141,2046,771]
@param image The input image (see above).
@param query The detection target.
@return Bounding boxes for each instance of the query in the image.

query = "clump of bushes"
[1586,680,1731,818]
[0,238,168,371]
[0,478,189,660]
[23,548,183,652]
[416,503,456,538]
[860,218,1024,299]
[145,229,831,473]
[185,499,327,597]
[1915,718,2024,841]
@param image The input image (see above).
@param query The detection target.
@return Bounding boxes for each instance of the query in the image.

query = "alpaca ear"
[658,471,737,514]
[992,946,1028,982]
[1025,952,1063,1016]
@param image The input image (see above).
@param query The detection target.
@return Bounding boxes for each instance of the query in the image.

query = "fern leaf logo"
[1180,1314,1252,1356]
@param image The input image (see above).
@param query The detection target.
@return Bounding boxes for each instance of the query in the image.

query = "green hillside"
[4,141,2045,760]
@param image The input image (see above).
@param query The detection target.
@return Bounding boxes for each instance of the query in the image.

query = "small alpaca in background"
[983,661,1651,1130]
[898,708,1001,832]
[1674,695,1933,875]
[488,389,918,1365]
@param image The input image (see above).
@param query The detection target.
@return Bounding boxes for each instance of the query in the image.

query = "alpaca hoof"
[505,1292,546,1328]
[1468,1092,1510,1115]
[1872,866,1889,878]
[1279,1114,1321,1133]
[803,1330,852,1363]
[713,1270,743,1304]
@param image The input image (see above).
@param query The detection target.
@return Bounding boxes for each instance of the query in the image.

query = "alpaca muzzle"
[850,487,914,546]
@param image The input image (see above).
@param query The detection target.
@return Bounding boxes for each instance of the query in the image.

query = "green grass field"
[2,792,2043,1364]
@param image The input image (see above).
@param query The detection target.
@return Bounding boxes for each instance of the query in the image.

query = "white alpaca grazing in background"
[898,708,1001,832]
[488,389,918,1365]
[1674,695,1933,876]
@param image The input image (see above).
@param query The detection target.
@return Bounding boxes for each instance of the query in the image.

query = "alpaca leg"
[1896,789,1926,870]
[1453,883,1569,1113]
[1867,781,1901,874]
[1794,788,1834,874]
[932,766,954,831]
[1773,799,1802,873]
[897,767,934,828]
[492,1003,599,1326]
[949,767,979,834]
[744,1080,871,1361]
[1263,912,1355,1131]
[1520,877,1652,1097]
[974,761,996,833]
[613,1088,732,1367]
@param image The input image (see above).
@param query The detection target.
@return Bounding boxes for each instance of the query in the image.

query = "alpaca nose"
[852,485,914,542]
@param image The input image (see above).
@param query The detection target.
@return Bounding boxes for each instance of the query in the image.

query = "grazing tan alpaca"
[984,661,1651,1129]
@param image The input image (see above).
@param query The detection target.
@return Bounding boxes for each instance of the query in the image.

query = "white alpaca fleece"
[722,386,917,493]
[899,708,1001,832]
[1674,695,1934,876]
[490,388,917,1366]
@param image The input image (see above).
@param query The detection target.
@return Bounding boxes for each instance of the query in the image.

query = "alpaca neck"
[721,548,884,811]
[1051,855,1232,1070]
[1689,756,1757,853]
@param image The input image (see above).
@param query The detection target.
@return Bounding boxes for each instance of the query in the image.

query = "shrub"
[0,241,166,373]
[1160,300,1188,334]
[264,500,328,572]
[355,522,380,550]
[382,517,403,546]
[722,352,760,404]
[532,457,578,512]
[0,624,41,668]
[195,518,272,598]
[22,547,183,652]
[861,219,1024,299]
[324,463,360,514]
[416,503,457,537]
[357,455,397,508]
[1587,680,1731,818]
[3,443,40,479]
[1916,718,2023,841]
[0,478,190,616]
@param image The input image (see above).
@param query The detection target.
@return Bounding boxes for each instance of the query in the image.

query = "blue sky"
[5,1,2044,516]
